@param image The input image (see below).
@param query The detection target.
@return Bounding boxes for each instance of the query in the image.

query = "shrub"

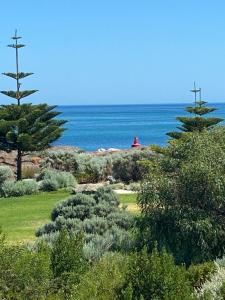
[0,228,87,299]
[37,188,135,261]
[40,178,59,191]
[50,229,87,294]
[118,247,194,300]
[39,169,77,191]
[94,186,120,206]
[187,261,216,289]
[112,148,154,183]
[75,252,128,300]
[127,182,140,192]
[197,263,225,299]
[51,193,96,221]
[0,166,14,185]
[1,179,39,197]
[40,148,154,183]
[0,232,52,299]
[138,128,225,265]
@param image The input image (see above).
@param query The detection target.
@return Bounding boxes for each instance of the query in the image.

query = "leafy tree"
[138,127,225,265]
[0,31,66,180]
[167,83,223,139]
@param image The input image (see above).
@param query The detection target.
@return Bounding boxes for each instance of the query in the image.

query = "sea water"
[55,103,225,151]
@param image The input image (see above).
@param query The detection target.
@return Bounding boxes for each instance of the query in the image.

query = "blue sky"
[0,0,225,105]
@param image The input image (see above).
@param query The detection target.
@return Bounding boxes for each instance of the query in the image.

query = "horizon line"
[55,101,225,106]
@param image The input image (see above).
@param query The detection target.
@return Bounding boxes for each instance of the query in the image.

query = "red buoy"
[131,136,141,147]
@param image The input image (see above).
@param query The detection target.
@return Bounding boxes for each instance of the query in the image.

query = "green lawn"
[119,193,137,204]
[0,190,70,243]
[0,190,137,243]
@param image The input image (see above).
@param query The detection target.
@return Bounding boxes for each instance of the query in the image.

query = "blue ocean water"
[55,103,225,151]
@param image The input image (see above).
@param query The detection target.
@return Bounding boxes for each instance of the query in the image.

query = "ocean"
[55,103,225,151]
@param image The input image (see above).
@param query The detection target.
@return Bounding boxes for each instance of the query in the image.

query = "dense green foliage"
[41,148,154,183]
[118,247,195,300]
[0,224,220,300]
[0,104,66,152]
[75,252,129,300]
[0,229,86,299]
[138,127,225,265]
[37,187,135,261]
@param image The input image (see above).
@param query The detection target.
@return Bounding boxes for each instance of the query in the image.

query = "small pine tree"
[167,83,223,139]
[0,31,66,180]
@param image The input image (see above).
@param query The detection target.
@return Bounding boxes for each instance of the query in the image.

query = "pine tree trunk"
[17,149,22,181]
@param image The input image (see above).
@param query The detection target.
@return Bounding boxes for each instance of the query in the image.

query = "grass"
[119,193,137,204]
[0,190,138,243]
[0,190,70,243]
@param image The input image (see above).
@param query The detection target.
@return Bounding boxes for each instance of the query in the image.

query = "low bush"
[40,148,154,183]
[1,179,39,197]
[37,187,135,261]
[39,169,77,191]
[0,166,14,185]
[40,178,59,191]
[126,182,140,192]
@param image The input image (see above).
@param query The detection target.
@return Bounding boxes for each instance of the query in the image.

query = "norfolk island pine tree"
[0,31,66,180]
[167,83,223,139]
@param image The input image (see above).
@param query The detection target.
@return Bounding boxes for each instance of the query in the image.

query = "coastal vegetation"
[1,33,225,299]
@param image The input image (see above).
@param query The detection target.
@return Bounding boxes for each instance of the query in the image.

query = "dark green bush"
[118,247,195,300]
[138,128,225,265]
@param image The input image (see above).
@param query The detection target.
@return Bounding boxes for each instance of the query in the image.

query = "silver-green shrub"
[40,148,153,183]
[0,166,14,185]
[39,169,77,191]
[36,187,135,261]
[1,179,39,197]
